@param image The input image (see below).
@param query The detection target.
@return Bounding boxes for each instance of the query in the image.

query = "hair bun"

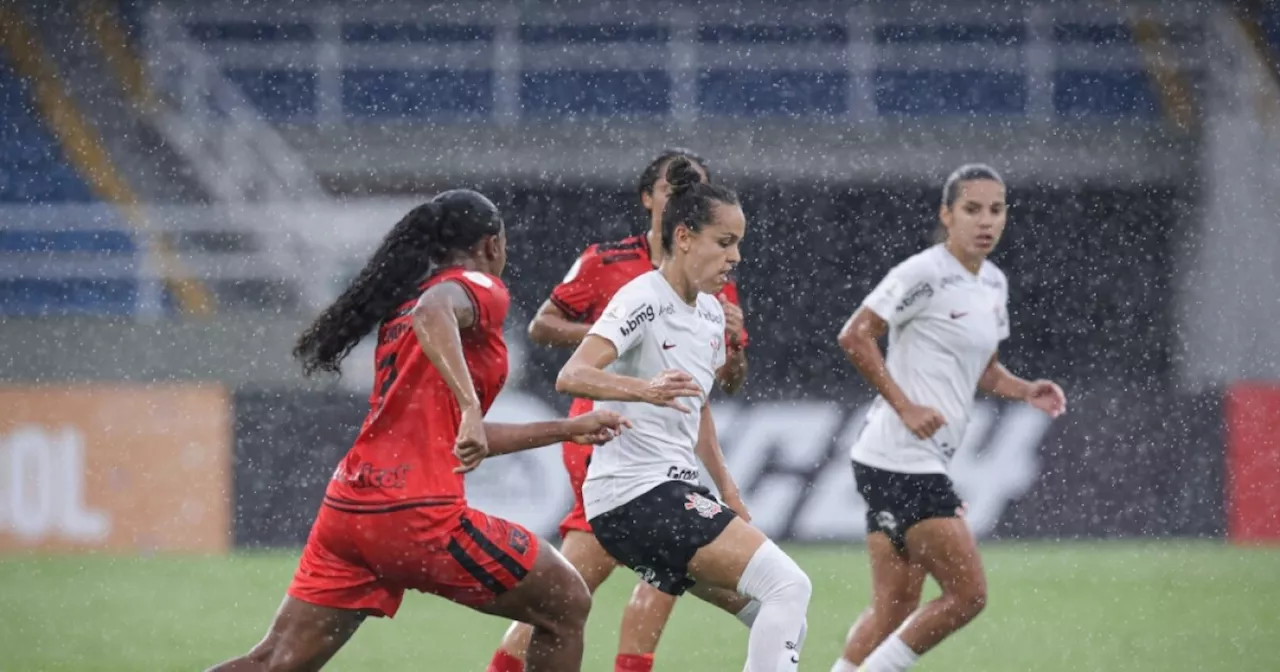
[664,156,703,193]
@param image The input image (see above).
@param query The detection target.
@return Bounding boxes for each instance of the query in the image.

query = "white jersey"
[851,244,1010,474]
[581,271,727,519]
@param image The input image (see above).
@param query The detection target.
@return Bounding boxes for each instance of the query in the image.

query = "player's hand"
[1025,379,1067,418]
[722,489,751,523]
[898,403,947,440]
[567,410,632,445]
[642,369,704,413]
[719,296,745,347]
[452,406,489,474]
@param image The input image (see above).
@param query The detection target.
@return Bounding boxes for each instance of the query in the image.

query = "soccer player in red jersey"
[207,190,629,672]
[488,151,756,672]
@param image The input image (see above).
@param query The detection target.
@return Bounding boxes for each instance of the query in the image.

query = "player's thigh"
[866,532,927,608]
[686,516,769,592]
[243,596,366,672]
[903,517,986,600]
[558,529,618,591]
[687,580,753,614]
[476,540,592,631]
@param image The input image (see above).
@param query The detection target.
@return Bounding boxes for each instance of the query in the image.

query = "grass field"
[1,541,1277,671]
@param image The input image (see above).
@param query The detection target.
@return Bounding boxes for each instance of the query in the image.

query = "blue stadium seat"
[342,22,494,43]
[699,70,848,117]
[0,278,138,316]
[1054,23,1133,45]
[1053,70,1157,117]
[876,23,1025,45]
[521,70,670,117]
[223,69,316,120]
[0,57,96,202]
[698,23,847,44]
[1263,10,1280,61]
[186,21,315,43]
[520,24,669,44]
[0,229,135,253]
[343,70,491,118]
[875,70,1026,115]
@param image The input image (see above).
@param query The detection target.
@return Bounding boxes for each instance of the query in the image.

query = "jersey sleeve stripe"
[549,293,586,321]
[459,515,531,581]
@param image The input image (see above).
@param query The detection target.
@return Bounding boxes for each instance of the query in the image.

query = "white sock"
[735,541,812,671]
[737,600,808,654]
[859,635,919,672]
[829,658,860,672]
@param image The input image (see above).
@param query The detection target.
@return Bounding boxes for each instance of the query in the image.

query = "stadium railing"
[0,204,315,317]
[148,1,1206,125]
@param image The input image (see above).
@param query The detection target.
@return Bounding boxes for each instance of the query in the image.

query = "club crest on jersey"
[685,492,722,518]
[710,336,723,352]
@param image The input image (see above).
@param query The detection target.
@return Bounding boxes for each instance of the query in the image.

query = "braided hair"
[293,189,503,376]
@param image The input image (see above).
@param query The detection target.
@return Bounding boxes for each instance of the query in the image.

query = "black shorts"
[853,461,963,555]
[588,480,737,596]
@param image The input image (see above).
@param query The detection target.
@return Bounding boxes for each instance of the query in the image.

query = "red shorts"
[557,440,594,539]
[287,500,540,618]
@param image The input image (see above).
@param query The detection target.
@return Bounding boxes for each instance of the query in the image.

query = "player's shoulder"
[614,269,663,300]
[432,267,505,293]
[599,271,661,323]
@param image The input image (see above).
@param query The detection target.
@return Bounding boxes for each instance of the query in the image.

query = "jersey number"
[376,353,399,406]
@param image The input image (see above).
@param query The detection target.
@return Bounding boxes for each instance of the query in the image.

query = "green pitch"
[1,541,1277,671]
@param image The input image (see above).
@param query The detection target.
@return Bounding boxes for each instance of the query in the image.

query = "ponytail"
[293,203,443,377]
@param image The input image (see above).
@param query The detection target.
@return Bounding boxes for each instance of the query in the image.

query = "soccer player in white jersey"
[557,157,812,672]
[829,165,1067,672]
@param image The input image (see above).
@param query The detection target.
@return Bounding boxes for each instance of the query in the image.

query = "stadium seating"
[0,57,96,202]
[0,52,143,315]
[168,8,1179,122]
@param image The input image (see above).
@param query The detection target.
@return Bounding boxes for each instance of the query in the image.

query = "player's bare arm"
[528,299,593,348]
[413,280,482,409]
[978,354,1067,417]
[977,353,1032,400]
[482,411,633,459]
[557,335,703,412]
[838,306,945,440]
[413,280,487,470]
[693,403,749,520]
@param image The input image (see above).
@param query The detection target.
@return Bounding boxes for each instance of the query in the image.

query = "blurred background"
[1,0,1279,670]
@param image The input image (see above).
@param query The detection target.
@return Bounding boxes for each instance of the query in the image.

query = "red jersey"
[549,233,748,418]
[325,267,510,510]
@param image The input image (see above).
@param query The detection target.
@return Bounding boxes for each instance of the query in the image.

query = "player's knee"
[741,541,811,607]
[538,569,592,634]
[946,578,987,621]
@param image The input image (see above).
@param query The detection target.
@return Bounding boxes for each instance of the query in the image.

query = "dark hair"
[293,189,503,377]
[660,156,739,254]
[637,147,711,198]
[936,163,1005,242]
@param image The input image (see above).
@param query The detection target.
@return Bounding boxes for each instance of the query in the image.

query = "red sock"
[486,649,524,672]
[614,653,655,672]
